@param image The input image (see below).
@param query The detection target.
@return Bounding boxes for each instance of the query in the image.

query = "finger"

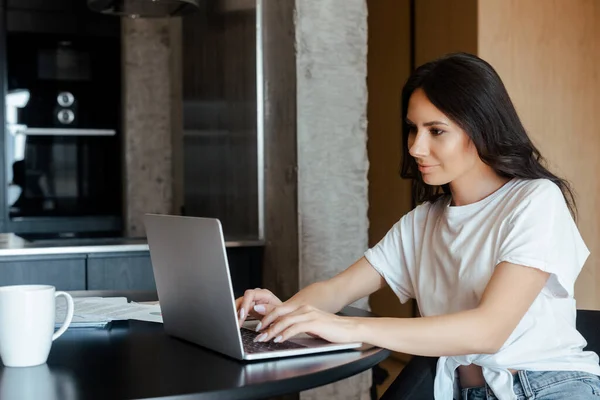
[259,304,314,332]
[257,288,283,306]
[256,308,314,342]
[239,289,280,325]
[239,290,260,325]
[249,303,276,318]
[252,288,281,304]
[235,297,244,324]
[256,303,299,332]
[276,321,314,343]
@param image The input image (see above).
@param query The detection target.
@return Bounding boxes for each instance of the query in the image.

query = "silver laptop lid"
[144,214,244,359]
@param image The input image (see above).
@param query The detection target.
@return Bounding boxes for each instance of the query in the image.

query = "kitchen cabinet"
[0,246,264,294]
[87,252,155,291]
[86,247,263,296]
[182,7,261,240]
[0,254,86,290]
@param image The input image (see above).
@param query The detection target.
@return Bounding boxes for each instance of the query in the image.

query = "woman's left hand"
[254,305,359,344]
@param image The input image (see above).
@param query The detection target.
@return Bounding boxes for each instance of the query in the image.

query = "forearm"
[285,258,383,314]
[355,308,503,357]
[286,280,348,314]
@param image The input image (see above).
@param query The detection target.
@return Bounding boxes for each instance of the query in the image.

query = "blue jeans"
[461,370,600,399]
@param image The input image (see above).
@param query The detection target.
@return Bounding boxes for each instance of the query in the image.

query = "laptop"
[143,214,363,360]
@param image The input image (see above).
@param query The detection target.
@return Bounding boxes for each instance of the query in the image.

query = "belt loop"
[517,370,534,398]
[460,388,468,400]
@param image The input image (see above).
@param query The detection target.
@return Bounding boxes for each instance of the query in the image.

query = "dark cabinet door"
[0,246,264,293]
[0,255,86,290]
[86,251,156,291]
[86,247,263,295]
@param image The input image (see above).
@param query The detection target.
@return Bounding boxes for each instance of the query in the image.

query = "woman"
[236,53,600,400]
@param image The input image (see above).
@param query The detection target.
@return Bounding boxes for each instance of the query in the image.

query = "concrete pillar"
[295,1,371,399]
[122,18,174,237]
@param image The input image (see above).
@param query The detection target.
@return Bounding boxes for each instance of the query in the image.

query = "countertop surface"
[0,234,264,257]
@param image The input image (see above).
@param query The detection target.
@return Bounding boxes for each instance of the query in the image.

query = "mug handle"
[53,291,74,341]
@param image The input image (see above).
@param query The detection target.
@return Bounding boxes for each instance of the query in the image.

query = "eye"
[430,128,445,136]
[407,125,417,133]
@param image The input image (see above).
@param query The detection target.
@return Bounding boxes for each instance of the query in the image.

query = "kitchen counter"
[0,234,264,257]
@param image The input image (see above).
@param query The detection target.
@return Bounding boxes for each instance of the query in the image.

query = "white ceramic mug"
[0,285,74,367]
[0,363,77,400]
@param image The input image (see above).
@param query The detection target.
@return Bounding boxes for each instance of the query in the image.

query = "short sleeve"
[497,180,589,298]
[364,211,416,304]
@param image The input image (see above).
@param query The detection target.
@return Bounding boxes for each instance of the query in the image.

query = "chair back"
[577,309,600,359]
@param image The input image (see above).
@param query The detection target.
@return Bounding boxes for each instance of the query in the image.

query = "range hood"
[87,0,200,18]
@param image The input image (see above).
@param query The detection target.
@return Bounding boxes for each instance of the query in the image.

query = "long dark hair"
[400,52,577,218]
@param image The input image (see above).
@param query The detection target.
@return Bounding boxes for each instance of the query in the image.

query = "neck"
[448,167,510,206]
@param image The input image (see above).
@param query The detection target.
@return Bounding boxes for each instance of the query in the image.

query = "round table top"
[0,313,389,400]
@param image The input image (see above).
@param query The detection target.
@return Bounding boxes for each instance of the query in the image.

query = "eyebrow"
[405,118,449,127]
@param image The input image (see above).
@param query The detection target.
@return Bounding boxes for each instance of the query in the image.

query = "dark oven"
[3,1,122,237]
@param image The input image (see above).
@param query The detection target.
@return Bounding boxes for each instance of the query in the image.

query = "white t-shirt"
[364,178,600,400]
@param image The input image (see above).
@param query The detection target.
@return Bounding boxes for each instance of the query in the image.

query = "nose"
[408,130,430,158]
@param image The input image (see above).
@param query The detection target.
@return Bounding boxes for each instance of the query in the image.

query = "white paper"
[56,297,163,327]
[56,297,123,328]
[89,302,163,323]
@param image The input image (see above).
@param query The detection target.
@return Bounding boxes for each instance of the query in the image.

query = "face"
[406,89,482,186]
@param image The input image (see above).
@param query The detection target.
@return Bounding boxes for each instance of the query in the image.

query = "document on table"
[56,297,163,328]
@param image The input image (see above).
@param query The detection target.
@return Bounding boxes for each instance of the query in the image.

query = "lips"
[417,164,438,173]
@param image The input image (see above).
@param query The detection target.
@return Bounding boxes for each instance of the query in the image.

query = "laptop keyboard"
[241,328,307,354]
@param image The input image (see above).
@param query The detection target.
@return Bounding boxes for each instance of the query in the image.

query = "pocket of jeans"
[582,378,600,396]
[532,376,600,398]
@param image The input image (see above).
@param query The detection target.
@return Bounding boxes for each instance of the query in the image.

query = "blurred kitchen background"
[1,0,262,242]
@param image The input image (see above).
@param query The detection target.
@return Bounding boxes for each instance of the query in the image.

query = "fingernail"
[274,335,282,343]
[255,322,262,332]
[254,305,266,313]
[254,333,267,342]
[239,308,245,320]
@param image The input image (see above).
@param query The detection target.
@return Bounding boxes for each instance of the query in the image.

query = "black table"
[0,291,390,400]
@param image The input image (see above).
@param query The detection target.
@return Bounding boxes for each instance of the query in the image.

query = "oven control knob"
[57,109,75,124]
[57,92,75,107]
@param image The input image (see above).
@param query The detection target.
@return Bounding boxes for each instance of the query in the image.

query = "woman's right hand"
[235,288,282,326]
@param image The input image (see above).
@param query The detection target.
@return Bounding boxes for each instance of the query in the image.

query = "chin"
[421,174,449,186]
